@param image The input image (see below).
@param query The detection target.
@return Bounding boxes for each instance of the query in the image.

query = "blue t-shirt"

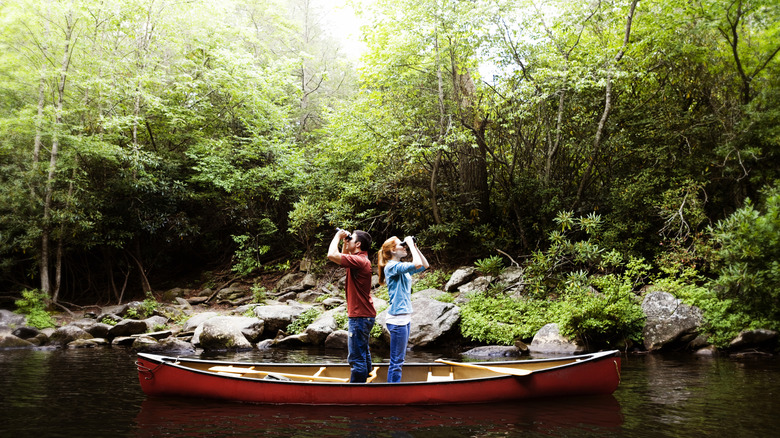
[384,261,426,316]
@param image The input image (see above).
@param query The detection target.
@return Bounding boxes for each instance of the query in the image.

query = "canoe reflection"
[135,395,623,436]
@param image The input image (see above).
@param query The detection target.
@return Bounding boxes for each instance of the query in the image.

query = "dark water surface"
[1,347,778,437]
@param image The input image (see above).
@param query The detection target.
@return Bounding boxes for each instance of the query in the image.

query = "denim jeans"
[386,322,410,383]
[347,317,374,383]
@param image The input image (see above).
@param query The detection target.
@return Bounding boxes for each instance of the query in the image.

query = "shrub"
[14,289,56,329]
[707,184,780,321]
[286,307,322,334]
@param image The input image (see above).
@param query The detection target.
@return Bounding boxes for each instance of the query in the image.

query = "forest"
[1,0,778,348]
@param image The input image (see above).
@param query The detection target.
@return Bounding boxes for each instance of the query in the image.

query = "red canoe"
[136,350,621,405]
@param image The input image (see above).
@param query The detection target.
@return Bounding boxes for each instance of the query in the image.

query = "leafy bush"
[14,289,56,329]
[474,255,505,277]
[707,184,780,321]
[460,294,551,345]
[286,307,322,334]
[412,269,449,293]
[126,291,159,319]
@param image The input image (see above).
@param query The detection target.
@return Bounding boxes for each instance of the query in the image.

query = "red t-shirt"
[340,251,375,318]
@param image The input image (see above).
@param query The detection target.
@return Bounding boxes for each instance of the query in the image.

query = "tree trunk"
[574,0,638,208]
[450,50,490,220]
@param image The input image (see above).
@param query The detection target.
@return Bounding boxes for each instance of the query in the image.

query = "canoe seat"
[427,371,454,382]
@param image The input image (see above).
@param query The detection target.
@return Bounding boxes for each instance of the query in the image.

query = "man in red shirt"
[328,228,375,382]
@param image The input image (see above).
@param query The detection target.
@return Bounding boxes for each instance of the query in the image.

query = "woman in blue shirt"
[377,235,429,383]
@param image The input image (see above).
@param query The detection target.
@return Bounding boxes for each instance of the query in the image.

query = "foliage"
[231,219,278,276]
[14,289,56,329]
[251,284,269,304]
[706,184,780,322]
[474,255,506,278]
[286,307,322,334]
[412,270,450,293]
[460,294,551,345]
[125,292,159,319]
[334,311,348,331]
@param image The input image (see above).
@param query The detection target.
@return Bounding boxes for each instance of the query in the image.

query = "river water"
[1,347,778,437]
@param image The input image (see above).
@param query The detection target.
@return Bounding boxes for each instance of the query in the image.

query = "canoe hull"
[136,350,621,406]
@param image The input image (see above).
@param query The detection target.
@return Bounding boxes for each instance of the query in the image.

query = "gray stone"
[408,298,461,347]
[462,345,523,358]
[641,291,703,351]
[107,319,149,338]
[0,309,26,330]
[444,267,477,292]
[0,333,35,349]
[324,330,349,349]
[729,329,778,350]
[252,303,310,336]
[196,316,256,350]
[530,323,586,354]
[50,325,93,346]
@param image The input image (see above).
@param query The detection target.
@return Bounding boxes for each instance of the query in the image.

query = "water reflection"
[134,395,623,437]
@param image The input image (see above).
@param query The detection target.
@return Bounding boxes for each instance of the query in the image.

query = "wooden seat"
[427,367,454,382]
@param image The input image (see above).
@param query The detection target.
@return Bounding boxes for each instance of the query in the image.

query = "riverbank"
[1,264,778,358]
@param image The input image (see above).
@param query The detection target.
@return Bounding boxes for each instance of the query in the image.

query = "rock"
[412,288,449,301]
[642,291,703,351]
[458,276,492,294]
[729,329,778,351]
[84,323,113,339]
[324,330,349,349]
[108,319,149,338]
[497,266,524,286]
[296,291,322,303]
[50,325,93,346]
[67,338,109,348]
[321,297,345,308]
[301,273,317,289]
[303,310,339,345]
[276,272,306,291]
[462,345,523,358]
[141,330,174,340]
[444,267,477,292]
[252,303,310,336]
[196,316,256,350]
[144,315,169,331]
[275,333,310,347]
[695,345,719,356]
[408,298,461,348]
[529,323,587,354]
[0,333,35,349]
[182,312,219,332]
[0,309,26,329]
[133,336,196,355]
[12,326,40,340]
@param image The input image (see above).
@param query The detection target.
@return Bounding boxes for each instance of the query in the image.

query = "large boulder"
[50,325,93,346]
[252,303,310,337]
[195,316,257,350]
[409,298,461,347]
[530,323,587,354]
[183,312,220,332]
[0,309,26,330]
[133,336,197,355]
[444,267,477,292]
[304,309,340,345]
[0,333,35,349]
[729,329,778,352]
[642,290,703,351]
[107,319,149,338]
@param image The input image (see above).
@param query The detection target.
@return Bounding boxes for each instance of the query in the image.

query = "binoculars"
[336,228,353,241]
[400,236,417,248]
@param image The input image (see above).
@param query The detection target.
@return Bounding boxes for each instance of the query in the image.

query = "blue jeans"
[387,322,410,383]
[348,317,374,383]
